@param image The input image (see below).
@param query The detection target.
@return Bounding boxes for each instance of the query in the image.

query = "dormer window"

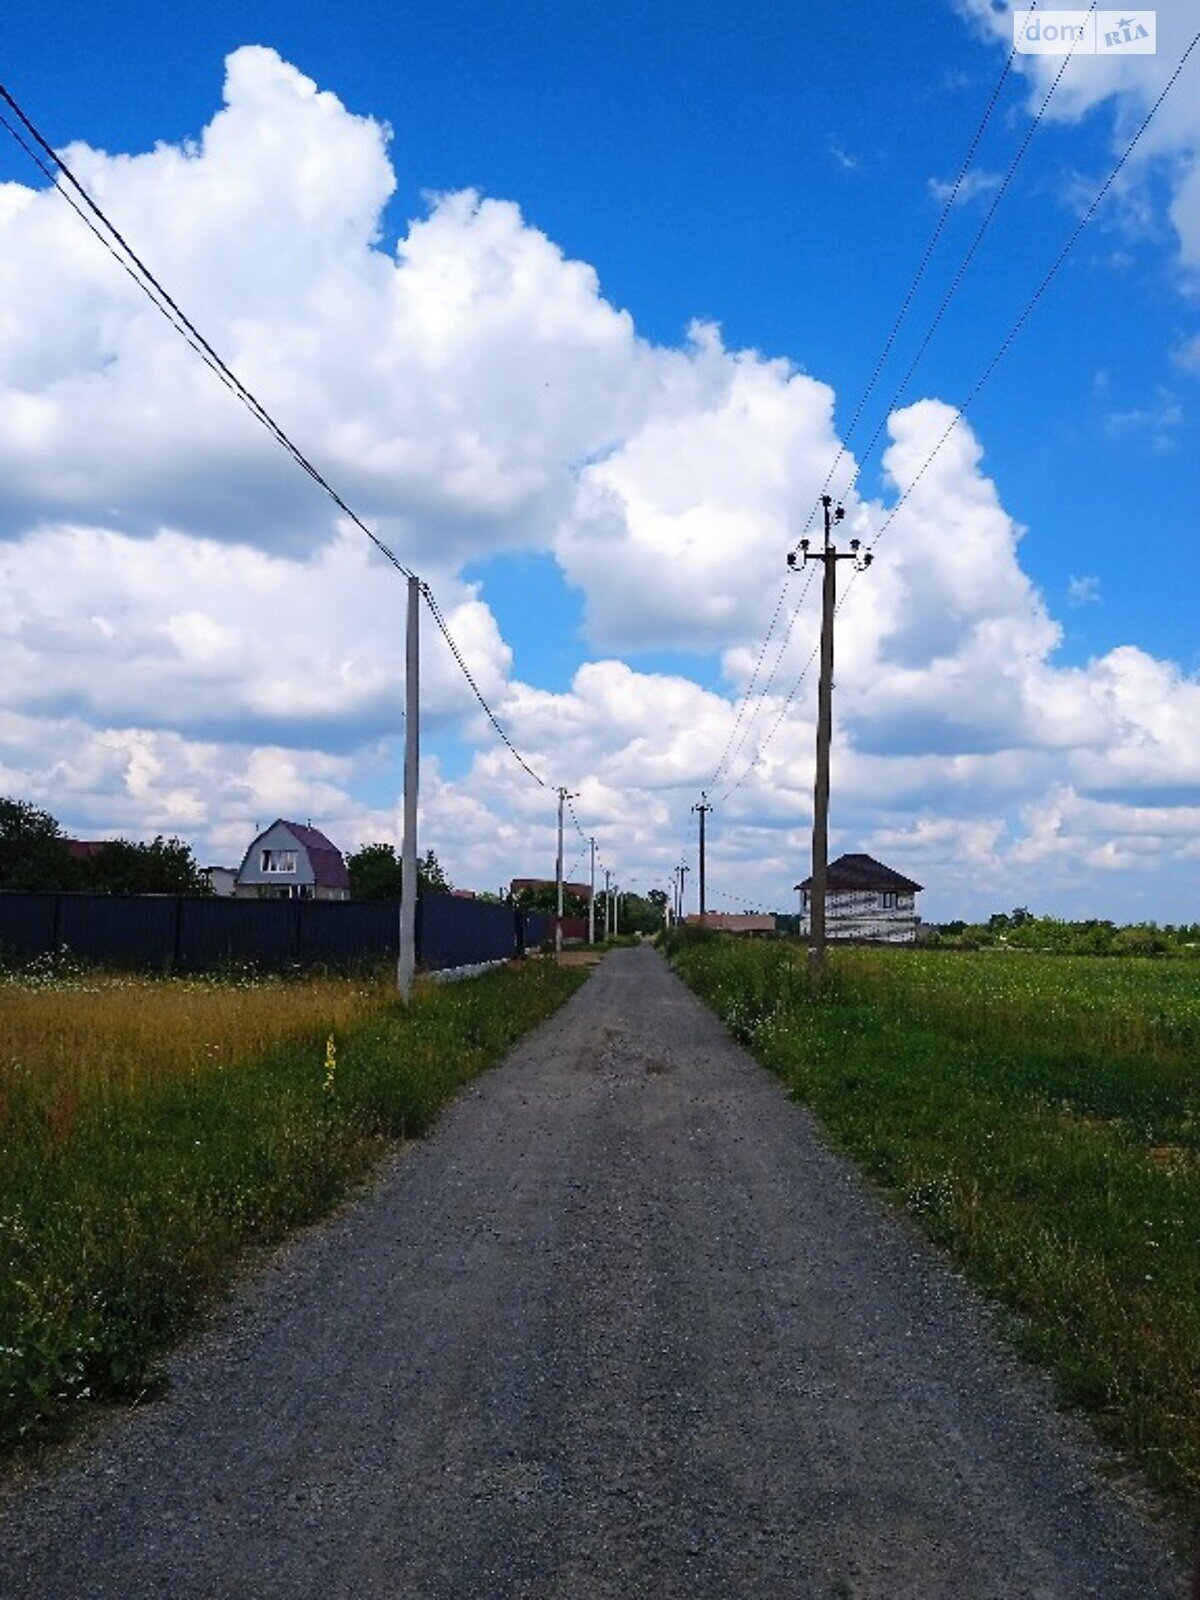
[261,848,297,874]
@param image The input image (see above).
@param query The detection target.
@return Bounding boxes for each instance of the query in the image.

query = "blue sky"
[0,1,1197,918]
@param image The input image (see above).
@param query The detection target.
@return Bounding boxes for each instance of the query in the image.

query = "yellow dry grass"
[2,969,394,1106]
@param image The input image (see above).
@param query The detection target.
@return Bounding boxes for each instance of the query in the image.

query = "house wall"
[800,889,918,943]
[236,822,316,893]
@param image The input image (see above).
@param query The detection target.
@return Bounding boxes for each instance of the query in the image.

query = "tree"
[347,843,452,900]
[0,798,76,890]
[348,842,401,900]
[77,836,211,896]
[512,882,589,918]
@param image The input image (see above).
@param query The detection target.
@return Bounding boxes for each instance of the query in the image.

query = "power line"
[712,562,818,794]
[710,13,1035,791]
[721,20,1200,799]
[866,18,1200,559]
[794,1,1040,542]
[805,2,1096,533]
[420,586,549,788]
[0,82,416,583]
[0,79,560,796]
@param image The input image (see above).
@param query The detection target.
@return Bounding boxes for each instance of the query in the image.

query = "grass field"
[667,934,1200,1523]
[0,956,585,1454]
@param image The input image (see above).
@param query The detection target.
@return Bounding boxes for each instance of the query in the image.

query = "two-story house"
[795,853,922,943]
[235,820,350,901]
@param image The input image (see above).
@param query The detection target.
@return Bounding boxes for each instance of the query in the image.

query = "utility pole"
[588,838,596,945]
[788,495,871,992]
[678,862,690,923]
[604,867,612,940]
[555,787,577,958]
[692,794,711,924]
[398,574,421,1003]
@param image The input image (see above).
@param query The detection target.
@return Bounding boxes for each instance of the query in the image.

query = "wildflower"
[323,1034,337,1096]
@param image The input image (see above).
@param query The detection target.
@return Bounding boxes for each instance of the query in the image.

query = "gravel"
[0,945,1187,1598]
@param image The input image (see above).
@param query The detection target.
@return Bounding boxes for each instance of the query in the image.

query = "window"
[261,848,297,874]
[880,891,899,910]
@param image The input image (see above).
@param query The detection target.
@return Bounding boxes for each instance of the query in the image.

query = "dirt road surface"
[0,947,1186,1598]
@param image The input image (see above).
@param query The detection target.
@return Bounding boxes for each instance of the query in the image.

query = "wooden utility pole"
[789,496,871,992]
[398,574,421,1002]
[588,837,596,945]
[692,795,711,924]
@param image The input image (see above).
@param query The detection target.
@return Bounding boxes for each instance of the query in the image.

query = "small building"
[795,853,922,944]
[235,820,350,902]
[684,912,777,936]
[205,865,238,898]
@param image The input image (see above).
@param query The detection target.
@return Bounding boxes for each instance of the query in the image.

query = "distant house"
[65,839,109,863]
[235,820,350,902]
[205,865,238,898]
[795,853,922,944]
[684,912,776,937]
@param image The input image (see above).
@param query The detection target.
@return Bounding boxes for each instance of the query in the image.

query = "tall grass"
[668,934,1199,1522]
[0,958,585,1453]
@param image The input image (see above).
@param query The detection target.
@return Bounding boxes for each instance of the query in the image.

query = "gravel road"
[0,946,1186,1599]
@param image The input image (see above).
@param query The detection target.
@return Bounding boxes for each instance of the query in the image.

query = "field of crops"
[0,956,585,1453]
[668,934,1199,1523]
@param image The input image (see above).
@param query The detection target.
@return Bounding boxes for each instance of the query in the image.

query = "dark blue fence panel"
[298,900,398,965]
[0,892,58,959]
[57,893,178,968]
[418,893,518,971]
[0,891,537,972]
[178,897,298,969]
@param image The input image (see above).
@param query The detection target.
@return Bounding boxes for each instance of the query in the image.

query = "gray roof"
[795,853,923,894]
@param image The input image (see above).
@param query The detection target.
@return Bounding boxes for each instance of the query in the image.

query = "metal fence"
[0,891,552,975]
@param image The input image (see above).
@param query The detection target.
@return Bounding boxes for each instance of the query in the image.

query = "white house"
[205,865,238,898]
[235,820,350,902]
[795,853,922,944]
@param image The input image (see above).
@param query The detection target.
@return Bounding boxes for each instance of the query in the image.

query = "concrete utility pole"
[604,867,612,940]
[692,794,711,924]
[788,495,871,992]
[398,574,421,1003]
[588,837,596,945]
[555,787,577,957]
[678,862,690,922]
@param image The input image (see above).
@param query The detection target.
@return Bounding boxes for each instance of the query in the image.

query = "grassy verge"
[0,957,585,1454]
[666,932,1199,1522]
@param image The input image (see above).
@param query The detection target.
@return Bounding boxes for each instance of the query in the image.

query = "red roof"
[65,839,110,860]
[276,821,350,891]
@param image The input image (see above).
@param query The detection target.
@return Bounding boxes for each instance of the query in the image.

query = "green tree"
[0,798,76,890]
[347,843,453,899]
[512,882,589,918]
[78,836,212,896]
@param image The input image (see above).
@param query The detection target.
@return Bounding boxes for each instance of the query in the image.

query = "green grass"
[0,958,586,1454]
[666,933,1200,1521]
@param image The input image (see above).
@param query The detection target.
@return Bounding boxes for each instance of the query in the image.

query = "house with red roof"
[234,820,350,901]
[795,853,922,944]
